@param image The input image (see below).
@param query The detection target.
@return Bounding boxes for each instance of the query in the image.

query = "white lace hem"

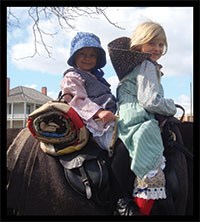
[133,187,167,200]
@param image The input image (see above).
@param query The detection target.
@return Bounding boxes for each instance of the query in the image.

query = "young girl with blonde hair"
[108,21,177,215]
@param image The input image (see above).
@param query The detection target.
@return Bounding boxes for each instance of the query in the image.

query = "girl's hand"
[94,109,116,123]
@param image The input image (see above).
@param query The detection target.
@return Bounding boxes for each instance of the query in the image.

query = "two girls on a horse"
[60,21,177,216]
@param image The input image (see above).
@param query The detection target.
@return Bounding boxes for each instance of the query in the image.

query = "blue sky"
[7,7,193,117]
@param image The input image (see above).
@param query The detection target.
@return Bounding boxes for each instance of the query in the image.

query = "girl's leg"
[110,139,140,216]
[133,164,166,215]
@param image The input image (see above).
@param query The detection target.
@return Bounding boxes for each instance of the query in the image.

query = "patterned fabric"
[27,101,89,156]
[117,59,177,199]
[60,69,117,153]
[108,37,151,80]
[63,68,117,114]
[67,32,106,69]
[133,161,167,200]
[117,60,176,179]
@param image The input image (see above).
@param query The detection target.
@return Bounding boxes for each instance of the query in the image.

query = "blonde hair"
[130,21,168,55]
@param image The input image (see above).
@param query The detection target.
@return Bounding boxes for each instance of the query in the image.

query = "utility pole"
[190,81,192,121]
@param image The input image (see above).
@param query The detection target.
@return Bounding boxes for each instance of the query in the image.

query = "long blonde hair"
[130,21,168,55]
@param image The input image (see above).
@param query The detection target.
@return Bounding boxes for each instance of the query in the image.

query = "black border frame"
[1,1,199,222]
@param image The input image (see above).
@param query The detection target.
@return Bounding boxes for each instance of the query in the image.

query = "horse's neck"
[7,128,32,172]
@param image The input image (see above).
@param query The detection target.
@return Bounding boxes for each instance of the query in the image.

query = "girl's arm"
[60,71,102,121]
[137,61,177,116]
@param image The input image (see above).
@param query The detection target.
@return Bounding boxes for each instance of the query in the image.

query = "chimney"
[7,77,10,97]
[41,87,47,96]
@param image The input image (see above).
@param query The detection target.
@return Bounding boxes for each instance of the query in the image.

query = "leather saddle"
[59,138,111,206]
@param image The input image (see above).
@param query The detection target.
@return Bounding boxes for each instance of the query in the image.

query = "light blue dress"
[117,60,177,179]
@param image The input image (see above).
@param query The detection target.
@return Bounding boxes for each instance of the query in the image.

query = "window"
[26,104,31,114]
[8,104,11,114]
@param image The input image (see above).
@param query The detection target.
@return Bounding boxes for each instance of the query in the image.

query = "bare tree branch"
[7,7,21,31]
[95,7,125,30]
[7,7,124,59]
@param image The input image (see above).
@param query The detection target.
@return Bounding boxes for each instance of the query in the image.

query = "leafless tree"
[7,7,124,58]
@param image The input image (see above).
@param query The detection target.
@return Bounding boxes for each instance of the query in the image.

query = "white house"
[7,78,53,128]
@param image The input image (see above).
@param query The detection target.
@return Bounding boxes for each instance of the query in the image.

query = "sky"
[7,7,194,117]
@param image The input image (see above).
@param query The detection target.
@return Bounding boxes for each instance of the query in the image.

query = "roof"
[7,86,53,104]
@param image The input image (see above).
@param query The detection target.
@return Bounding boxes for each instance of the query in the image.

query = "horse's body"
[7,128,112,215]
[7,119,193,216]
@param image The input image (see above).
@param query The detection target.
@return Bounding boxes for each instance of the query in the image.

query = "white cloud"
[10,44,67,75]
[175,94,193,117]
[8,7,193,78]
[9,14,72,75]
[24,83,58,99]
[107,75,119,96]
[24,84,37,89]
[8,6,194,115]
[47,90,59,100]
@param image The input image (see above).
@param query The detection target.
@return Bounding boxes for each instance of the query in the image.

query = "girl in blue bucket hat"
[60,32,140,216]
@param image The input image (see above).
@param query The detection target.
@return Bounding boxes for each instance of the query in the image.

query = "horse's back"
[151,119,192,215]
[179,121,193,153]
[7,123,193,216]
[180,121,193,215]
[7,128,110,215]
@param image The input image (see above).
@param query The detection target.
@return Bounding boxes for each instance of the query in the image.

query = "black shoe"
[114,197,141,216]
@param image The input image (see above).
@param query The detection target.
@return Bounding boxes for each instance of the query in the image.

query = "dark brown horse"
[6,118,193,216]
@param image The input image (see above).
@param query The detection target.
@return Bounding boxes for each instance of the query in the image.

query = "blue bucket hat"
[67,32,106,69]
